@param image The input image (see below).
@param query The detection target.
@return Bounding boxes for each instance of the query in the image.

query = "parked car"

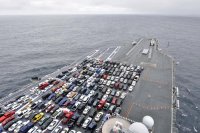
[83,106,91,115]
[97,100,106,110]
[89,109,97,118]
[94,112,104,122]
[82,117,92,128]
[76,115,85,126]
[32,112,44,123]
[120,92,127,99]
[114,107,121,114]
[41,117,53,130]
[88,121,97,130]
[111,97,117,105]
[0,111,15,123]
[109,105,116,113]
[47,119,59,131]
[19,122,34,133]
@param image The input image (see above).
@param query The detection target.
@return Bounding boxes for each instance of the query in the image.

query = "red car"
[103,74,108,80]
[111,97,117,105]
[38,82,49,90]
[97,100,106,110]
[65,111,74,119]
[2,115,15,126]
[62,111,74,124]
[0,111,15,123]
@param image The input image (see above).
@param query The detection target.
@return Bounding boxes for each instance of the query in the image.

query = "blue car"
[19,122,34,133]
[0,127,3,133]
[48,93,56,100]
[58,97,68,106]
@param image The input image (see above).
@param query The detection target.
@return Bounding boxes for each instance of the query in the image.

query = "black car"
[42,93,51,100]
[116,99,123,106]
[3,118,19,130]
[88,97,95,106]
[55,96,63,104]
[89,109,97,118]
[92,100,99,107]
[57,112,64,119]
[101,87,107,93]
[67,119,75,128]
[37,102,46,109]
[78,103,86,111]
[106,95,113,103]
[41,117,53,130]
[123,84,128,90]
[127,79,132,85]
[97,93,103,100]
[31,103,38,109]
[76,115,85,126]
[72,112,80,121]
[74,94,81,101]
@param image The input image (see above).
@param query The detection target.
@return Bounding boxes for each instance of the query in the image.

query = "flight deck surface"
[0,38,174,133]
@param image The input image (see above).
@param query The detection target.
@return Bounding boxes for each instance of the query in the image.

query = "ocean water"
[0,15,199,132]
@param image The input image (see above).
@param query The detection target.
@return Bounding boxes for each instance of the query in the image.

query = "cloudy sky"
[0,0,199,16]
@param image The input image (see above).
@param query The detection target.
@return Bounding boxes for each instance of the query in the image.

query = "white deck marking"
[87,50,99,58]
[106,46,121,61]
[126,38,143,56]
[97,48,110,59]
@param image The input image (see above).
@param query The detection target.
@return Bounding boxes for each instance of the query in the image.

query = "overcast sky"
[0,0,199,16]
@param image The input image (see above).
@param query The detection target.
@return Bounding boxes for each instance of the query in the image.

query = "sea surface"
[0,15,199,132]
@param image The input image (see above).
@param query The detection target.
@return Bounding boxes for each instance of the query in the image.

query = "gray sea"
[0,15,199,132]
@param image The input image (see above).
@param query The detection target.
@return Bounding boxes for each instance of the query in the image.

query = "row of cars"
[0,58,143,133]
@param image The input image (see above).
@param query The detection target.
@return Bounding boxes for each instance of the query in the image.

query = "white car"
[69,130,76,133]
[110,76,115,81]
[61,127,69,133]
[89,90,95,96]
[53,126,63,133]
[82,117,92,128]
[120,92,127,99]
[79,95,85,101]
[102,94,108,100]
[83,106,91,115]
[47,119,59,131]
[106,80,111,86]
[94,112,104,122]
[123,79,128,84]
[114,77,119,82]
[103,80,107,85]
[35,129,42,133]
[83,96,90,103]
[120,78,124,83]
[13,123,24,133]
[115,91,121,97]
[28,126,38,133]
[8,123,18,132]
[132,81,136,86]
[106,88,112,95]
[128,86,134,92]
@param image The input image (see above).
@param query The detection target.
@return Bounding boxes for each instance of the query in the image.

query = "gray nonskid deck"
[0,38,175,133]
